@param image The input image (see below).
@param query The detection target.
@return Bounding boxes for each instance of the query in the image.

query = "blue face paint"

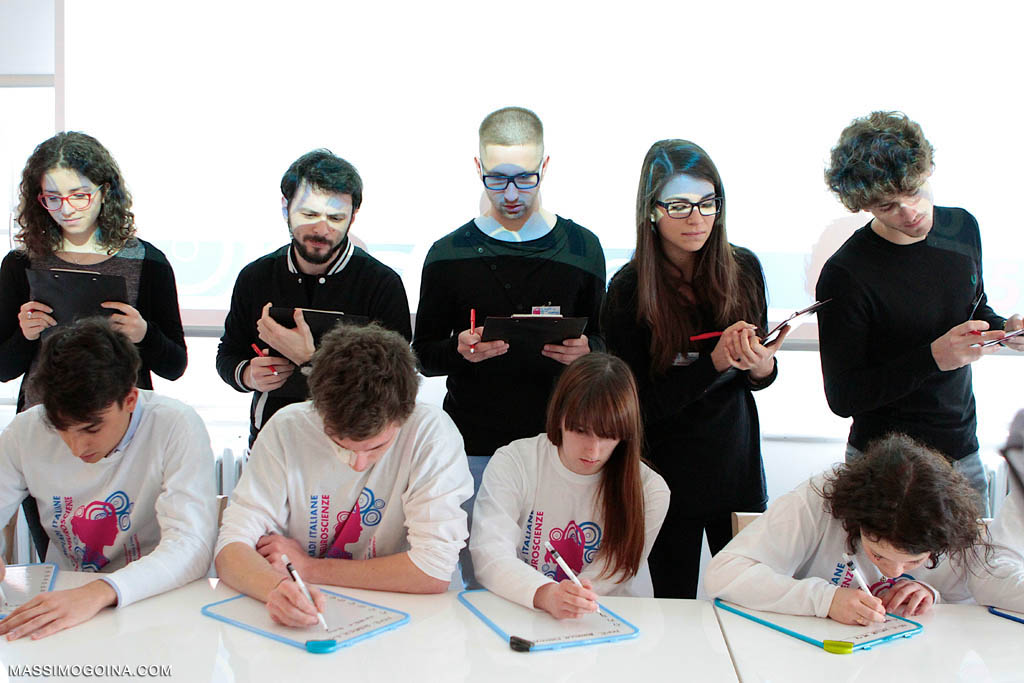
[479,144,545,228]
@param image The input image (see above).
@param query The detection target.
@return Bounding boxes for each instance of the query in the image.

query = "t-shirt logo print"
[326,487,385,559]
[70,491,133,570]
[543,519,601,581]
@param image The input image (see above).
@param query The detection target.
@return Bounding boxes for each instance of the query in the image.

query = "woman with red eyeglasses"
[0,132,187,555]
[1,131,187,412]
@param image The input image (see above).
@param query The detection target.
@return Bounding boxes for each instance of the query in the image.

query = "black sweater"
[216,242,411,445]
[601,250,775,516]
[0,241,187,410]
[413,217,606,457]
[815,207,1004,459]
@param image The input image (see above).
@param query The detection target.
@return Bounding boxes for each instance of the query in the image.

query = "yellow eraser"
[823,640,854,654]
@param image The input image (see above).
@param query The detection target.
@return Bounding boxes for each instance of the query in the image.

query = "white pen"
[543,541,601,615]
[841,552,872,595]
[281,554,328,631]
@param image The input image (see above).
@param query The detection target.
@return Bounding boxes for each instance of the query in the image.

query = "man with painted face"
[413,106,606,471]
[0,318,217,640]
[217,150,412,446]
[817,111,1024,515]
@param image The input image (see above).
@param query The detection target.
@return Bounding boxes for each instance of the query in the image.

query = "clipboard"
[0,563,59,617]
[988,605,1024,625]
[714,598,922,654]
[26,268,128,326]
[201,589,409,654]
[458,589,638,652]
[480,316,588,357]
[762,299,831,345]
[268,307,369,341]
[980,328,1024,348]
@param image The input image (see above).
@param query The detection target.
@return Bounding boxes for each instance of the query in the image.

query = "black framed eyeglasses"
[655,197,722,218]
[481,172,541,191]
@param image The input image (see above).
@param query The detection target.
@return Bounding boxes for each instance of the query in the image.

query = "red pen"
[689,331,723,341]
[250,343,279,376]
[470,309,476,354]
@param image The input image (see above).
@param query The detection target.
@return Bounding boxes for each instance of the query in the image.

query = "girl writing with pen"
[470,353,670,619]
[705,433,992,625]
[601,140,787,599]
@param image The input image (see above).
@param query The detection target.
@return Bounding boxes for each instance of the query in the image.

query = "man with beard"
[217,150,411,446]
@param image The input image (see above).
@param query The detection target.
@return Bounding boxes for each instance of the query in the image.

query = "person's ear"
[281,196,289,222]
[540,155,550,178]
[122,387,139,413]
[474,157,483,178]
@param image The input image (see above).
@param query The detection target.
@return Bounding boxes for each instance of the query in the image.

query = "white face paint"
[285,180,355,271]
[40,167,105,246]
[477,144,546,228]
[653,174,717,268]
[330,440,357,468]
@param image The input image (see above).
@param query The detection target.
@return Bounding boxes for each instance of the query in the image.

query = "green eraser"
[305,639,339,654]
[823,639,854,654]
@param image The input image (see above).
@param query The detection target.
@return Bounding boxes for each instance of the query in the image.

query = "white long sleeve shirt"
[216,402,472,582]
[705,473,944,617]
[916,489,1024,610]
[0,391,218,608]
[470,434,670,609]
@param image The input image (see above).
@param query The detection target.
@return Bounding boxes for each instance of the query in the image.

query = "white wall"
[0,0,54,74]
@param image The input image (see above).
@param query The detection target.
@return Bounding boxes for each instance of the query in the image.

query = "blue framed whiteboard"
[0,563,59,618]
[202,588,409,654]
[458,588,638,652]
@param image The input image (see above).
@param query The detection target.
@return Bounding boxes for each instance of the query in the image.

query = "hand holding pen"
[265,553,329,630]
[826,553,885,626]
[457,309,508,362]
[244,344,293,392]
[534,541,600,620]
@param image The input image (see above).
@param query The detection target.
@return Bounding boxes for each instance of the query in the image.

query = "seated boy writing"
[215,324,472,628]
[0,319,218,640]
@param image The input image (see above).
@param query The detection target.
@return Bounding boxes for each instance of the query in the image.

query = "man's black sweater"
[413,217,606,457]
[815,207,1005,459]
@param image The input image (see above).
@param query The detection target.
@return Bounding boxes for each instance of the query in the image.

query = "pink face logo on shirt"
[325,487,385,559]
[545,520,603,581]
[70,491,132,571]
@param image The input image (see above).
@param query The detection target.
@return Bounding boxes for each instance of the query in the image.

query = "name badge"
[532,305,561,315]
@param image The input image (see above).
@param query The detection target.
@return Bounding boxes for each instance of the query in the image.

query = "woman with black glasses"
[601,139,787,599]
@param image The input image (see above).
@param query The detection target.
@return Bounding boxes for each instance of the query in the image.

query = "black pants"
[648,514,734,599]
[22,496,49,560]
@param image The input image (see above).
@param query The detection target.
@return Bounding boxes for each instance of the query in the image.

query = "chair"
[731,512,761,538]
[2,512,16,565]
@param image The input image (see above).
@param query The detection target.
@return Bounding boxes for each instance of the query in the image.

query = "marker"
[689,331,723,341]
[842,552,872,595]
[250,343,279,376]
[469,309,476,354]
[281,553,328,632]
[543,541,601,615]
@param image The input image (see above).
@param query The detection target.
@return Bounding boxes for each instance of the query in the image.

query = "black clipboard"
[26,268,128,326]
[480,316,588,356]
[762,299,831,345]
[268,307,368,343]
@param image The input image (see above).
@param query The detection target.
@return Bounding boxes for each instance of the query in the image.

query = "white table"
[1,573,739,682]
[715,602,1024,683]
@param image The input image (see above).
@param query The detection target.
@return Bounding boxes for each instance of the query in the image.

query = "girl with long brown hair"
[602,139,787,599]
[470,353,670,619]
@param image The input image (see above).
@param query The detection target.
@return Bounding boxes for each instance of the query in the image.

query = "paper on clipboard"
[26,268,128,327]
[0,563,58,617]
[714,599,921,653]
[201,589,408,653]
[762,299,831,345]
[458,589,638,651]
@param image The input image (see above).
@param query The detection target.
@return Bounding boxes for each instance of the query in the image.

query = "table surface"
[715,601,1024,683]
[0,573,739,682]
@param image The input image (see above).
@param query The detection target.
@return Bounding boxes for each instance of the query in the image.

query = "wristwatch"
[299,360,313,377]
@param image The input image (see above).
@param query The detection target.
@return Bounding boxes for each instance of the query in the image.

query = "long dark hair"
[16,131,136,259]
[820,433,990,569]
[546,353,646,582]
[633,139,762,372]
